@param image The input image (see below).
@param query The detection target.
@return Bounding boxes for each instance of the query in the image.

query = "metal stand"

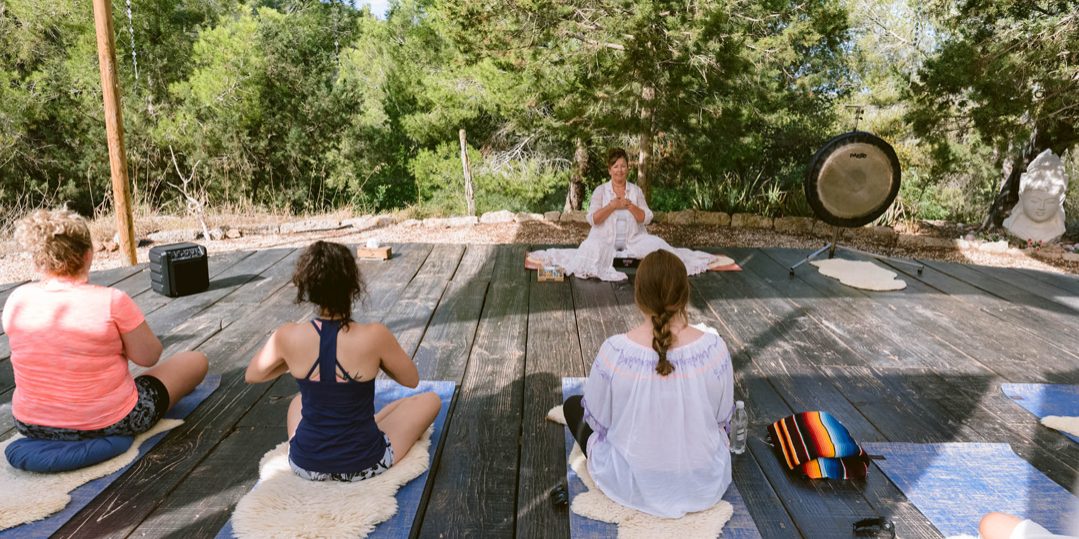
[789,227,924,276]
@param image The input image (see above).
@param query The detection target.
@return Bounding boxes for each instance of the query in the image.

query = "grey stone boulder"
[694,211,731,227]
[731,213,773,229]
[280,219,343,234]
[560,210,588,223]
[773,216,815,236]
[480,210,516,224]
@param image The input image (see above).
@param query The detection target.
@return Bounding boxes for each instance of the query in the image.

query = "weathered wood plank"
[962,264,1079,314]
[695,249,942,538]
[919,259,1078,317]
[758,249,1078,487]
[418,245,530,537]
[876,259,1079,361]
[124,426,284,538]
[414,243,497,381]
[385,244,466,356]
[130,244,444,537]
[516,271,586,539]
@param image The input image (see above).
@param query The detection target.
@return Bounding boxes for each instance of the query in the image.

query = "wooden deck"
[2,243,1077,538]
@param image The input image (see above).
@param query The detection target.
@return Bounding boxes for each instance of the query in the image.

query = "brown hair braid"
[634,249,689,376]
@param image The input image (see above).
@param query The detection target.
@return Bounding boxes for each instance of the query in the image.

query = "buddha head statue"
[1003,149,1067,243]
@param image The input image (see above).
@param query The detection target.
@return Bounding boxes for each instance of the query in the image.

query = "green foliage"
[412,143,566,216]
[9,0,1067,227]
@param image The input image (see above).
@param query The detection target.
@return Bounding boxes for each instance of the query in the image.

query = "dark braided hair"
[634,249,689,376]
[292,241,366,328]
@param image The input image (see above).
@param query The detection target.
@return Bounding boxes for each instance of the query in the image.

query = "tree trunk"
[637,85,655,203]
[459,129,476,217]
[564,138,587,211]
[980,128,1049,230]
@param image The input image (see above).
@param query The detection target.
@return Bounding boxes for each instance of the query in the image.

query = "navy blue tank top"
[289,319,385,474]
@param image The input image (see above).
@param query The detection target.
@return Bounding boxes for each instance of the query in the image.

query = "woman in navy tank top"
[245,241,441,481]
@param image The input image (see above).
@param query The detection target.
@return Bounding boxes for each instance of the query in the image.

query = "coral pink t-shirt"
[2,280,145,430]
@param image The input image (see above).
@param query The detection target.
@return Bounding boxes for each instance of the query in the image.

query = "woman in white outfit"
[526,148,733,282]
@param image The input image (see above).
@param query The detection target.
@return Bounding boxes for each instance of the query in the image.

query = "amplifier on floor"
[150,242,209,297]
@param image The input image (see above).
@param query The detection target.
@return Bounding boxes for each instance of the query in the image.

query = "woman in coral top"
[2,209,208,440]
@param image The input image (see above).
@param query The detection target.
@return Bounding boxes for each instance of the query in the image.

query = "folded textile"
[767,411,870,479]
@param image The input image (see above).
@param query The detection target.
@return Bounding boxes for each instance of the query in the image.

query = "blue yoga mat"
[0,374,221,538]
[1002,383,1079,443]
[216,380,455,539]
[562,378,761,539]
[864,442,1077,537]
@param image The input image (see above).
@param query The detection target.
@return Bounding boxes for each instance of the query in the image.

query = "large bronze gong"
[805,131,901,228]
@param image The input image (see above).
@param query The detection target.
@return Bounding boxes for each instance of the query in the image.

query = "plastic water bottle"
[729,401,748,455]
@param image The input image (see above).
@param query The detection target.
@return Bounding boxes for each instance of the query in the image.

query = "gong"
[805,131,901,228]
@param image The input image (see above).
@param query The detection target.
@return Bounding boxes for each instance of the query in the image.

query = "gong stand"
[788,226,924,275]
[789,108,923,276]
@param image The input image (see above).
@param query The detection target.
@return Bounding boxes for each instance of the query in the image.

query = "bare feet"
[524,254,544,270]
[707,257,740,272]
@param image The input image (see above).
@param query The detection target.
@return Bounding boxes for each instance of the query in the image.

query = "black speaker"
[149,242,209,297]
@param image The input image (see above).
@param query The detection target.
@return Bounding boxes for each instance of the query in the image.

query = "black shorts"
[14,375,170,441]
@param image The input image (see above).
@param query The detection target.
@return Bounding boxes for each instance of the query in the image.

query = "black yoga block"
[149,242,209,297]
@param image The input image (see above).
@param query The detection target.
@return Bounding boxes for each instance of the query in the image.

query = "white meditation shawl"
[530,182,722,281]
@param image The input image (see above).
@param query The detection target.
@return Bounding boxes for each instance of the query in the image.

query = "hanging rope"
[125,0,139,90]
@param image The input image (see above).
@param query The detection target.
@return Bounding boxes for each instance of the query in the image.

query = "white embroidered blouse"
[582,332,735,518]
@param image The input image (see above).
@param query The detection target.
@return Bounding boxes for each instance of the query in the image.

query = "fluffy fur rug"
[230,428,432,539]
[548,405,734,539]
[0,418,182,530]
[810,258,907,291]
[1041,416,1079,438]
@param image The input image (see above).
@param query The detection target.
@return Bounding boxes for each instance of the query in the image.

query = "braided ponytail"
[651,310,676,375]
[635,250,690,378]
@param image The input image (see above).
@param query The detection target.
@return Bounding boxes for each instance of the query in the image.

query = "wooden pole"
[92,0,137,265]
[459,129,476,217]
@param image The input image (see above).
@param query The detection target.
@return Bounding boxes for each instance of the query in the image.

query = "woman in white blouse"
[526,148,733,282]
[562,249,735,518]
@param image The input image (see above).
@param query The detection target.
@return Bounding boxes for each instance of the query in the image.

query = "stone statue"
[1003,149,1067,243]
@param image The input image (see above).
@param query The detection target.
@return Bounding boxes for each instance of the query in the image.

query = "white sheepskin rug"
[547,405,734,539]
[230,428,432,539]
[810,258,907,291]
[0,418,182,530]
[1041,416,1079,438]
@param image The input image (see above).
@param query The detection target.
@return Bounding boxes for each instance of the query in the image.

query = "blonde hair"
[634,249,690,376]
[14,208,93,277]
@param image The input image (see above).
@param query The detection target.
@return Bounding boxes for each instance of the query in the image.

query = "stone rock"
[226,228,243,239]
[104,240,119,252]
[374,215,397,227]
[773,216,815,236]
[238,224,279,236]
[400,219,422,227]
[810,221,841,239]
[650,211,667,224]
[859,226,898,246]
[731,213,773,229]
[1064,252,1079,263]
[694,211,730,227]
[148,229,199,244]
[665,210,696,225]
[207,227,227,241]
[447,216,479,227]
[480,210,516,224]
[515,212,544,223]
[543,211,562,222]
[342,215,375,229]
[978,240,1011,254]
[280,219,343,234]
[1003,149,1067,243]
[94,241,106,252]
[560,210,588,223]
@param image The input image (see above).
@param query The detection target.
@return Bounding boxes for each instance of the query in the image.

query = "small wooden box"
[538,265,565,282]
[356,246,392,260]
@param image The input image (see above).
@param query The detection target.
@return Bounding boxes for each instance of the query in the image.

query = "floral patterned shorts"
[14,375,169,441]
[289,434,395,482]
